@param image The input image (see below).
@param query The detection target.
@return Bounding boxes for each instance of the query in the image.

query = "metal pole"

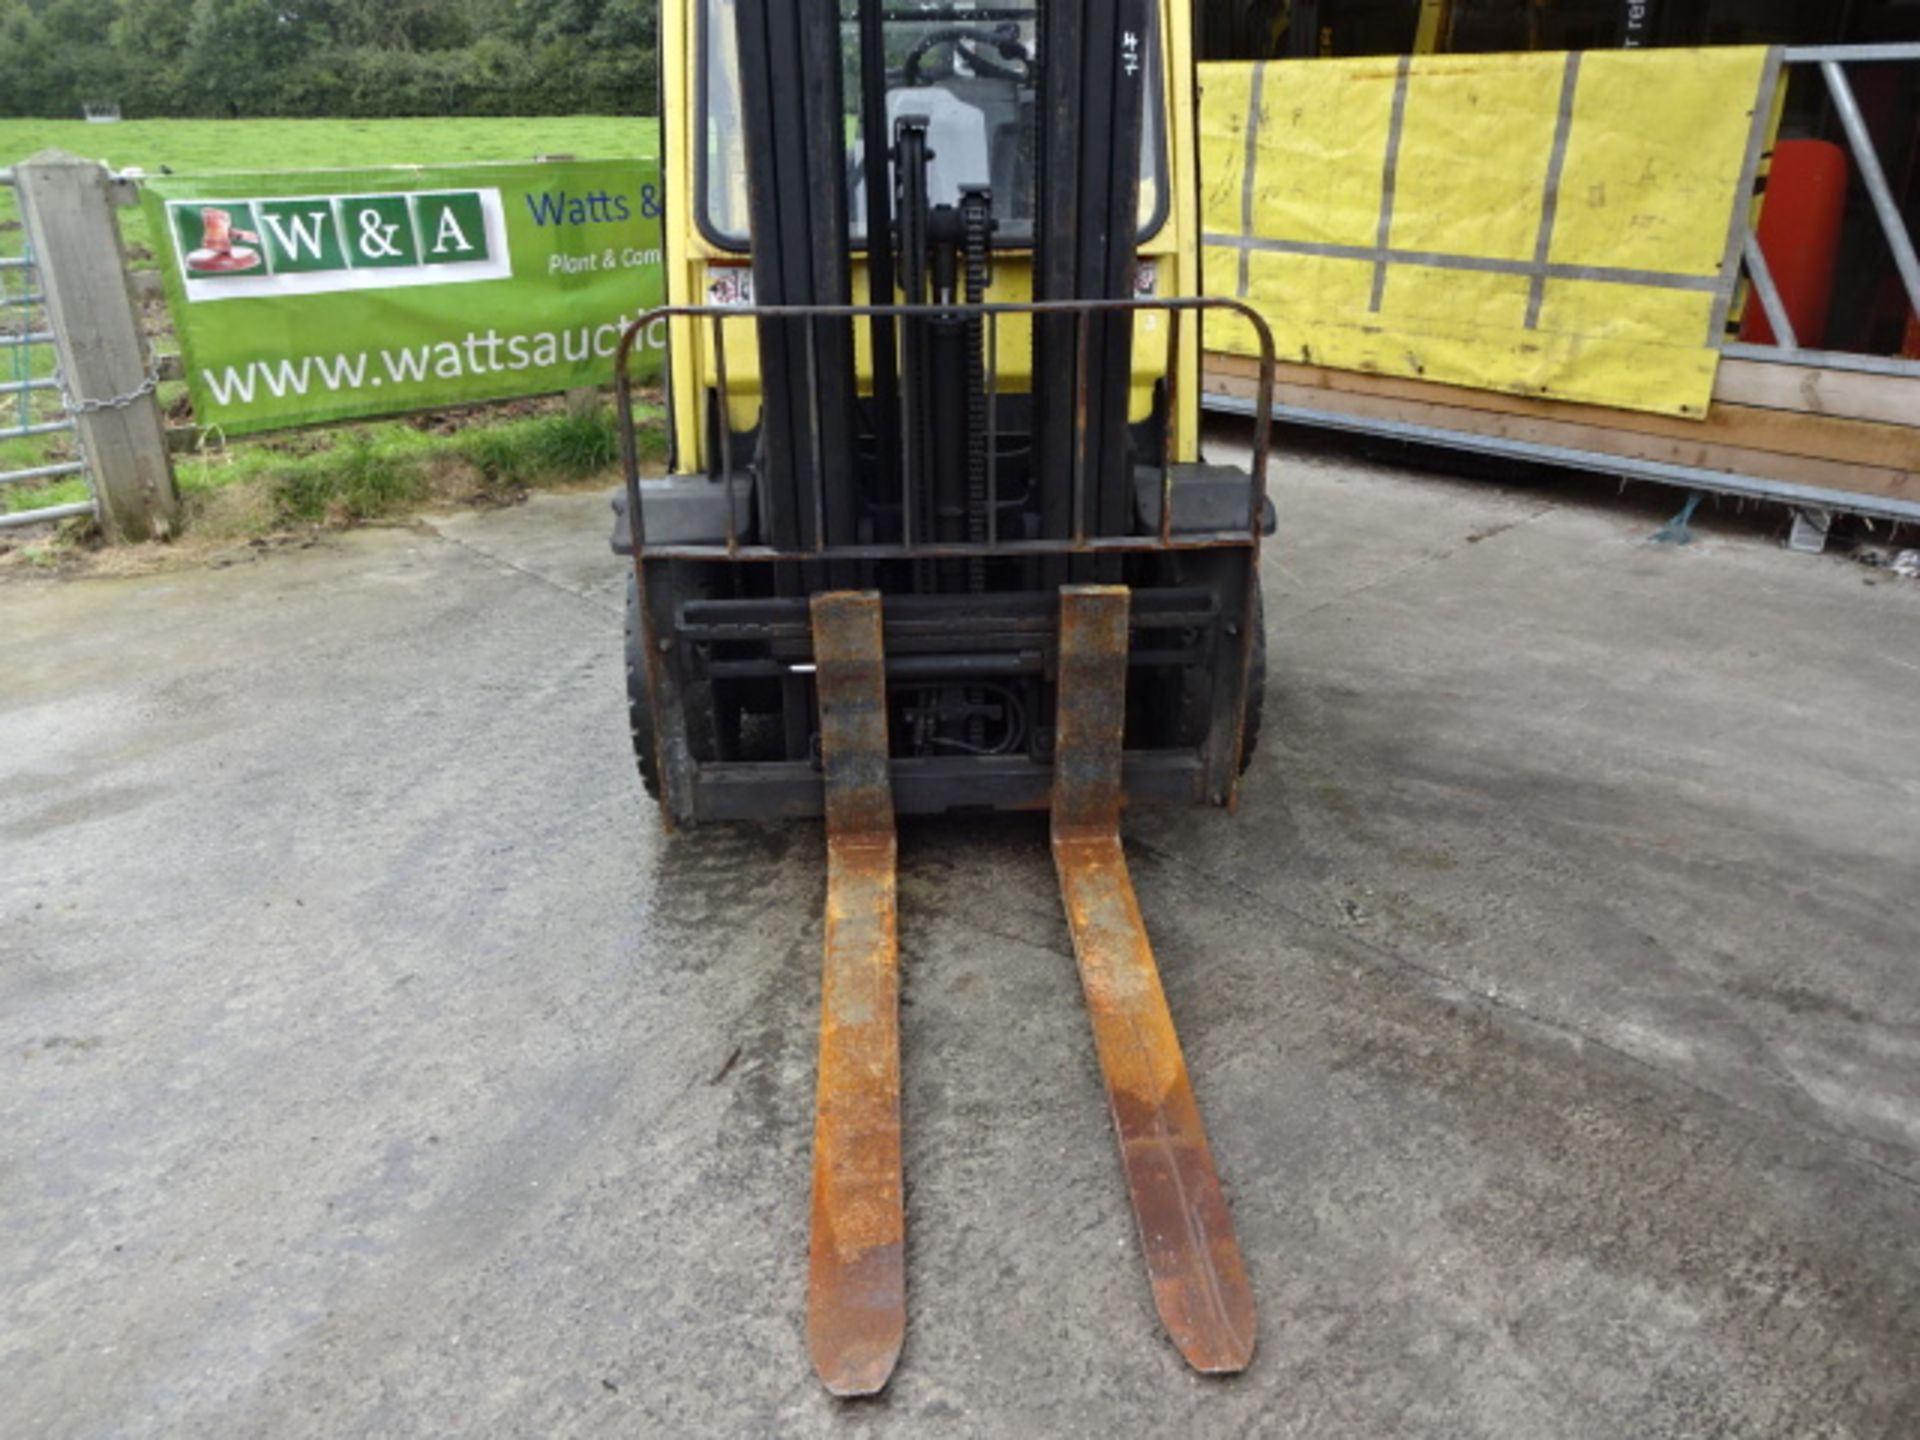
[1742,233,1799,351]
[855,0,901,494]
[1822,60,1920,324]
[1785,43,1920,64]
[0,500,94,529]
[0,459,88,485]
[0,377,59,396]
[3,418,75,441]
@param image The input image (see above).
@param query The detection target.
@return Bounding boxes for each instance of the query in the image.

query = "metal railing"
[1730,42,1920,378]
[612,295,1277,563]
[1,168,96,531]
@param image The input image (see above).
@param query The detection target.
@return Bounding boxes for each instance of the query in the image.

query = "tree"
[0,0,662,118]
[112,0,194,114]
[181,0,328,115]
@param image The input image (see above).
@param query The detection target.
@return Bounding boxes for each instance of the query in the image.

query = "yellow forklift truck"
[611,0,1278,1394]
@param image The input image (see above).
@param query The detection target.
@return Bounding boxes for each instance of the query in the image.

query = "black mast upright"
[733,0,860,571]
[1032,0,1151,583]
[857,0,902,522]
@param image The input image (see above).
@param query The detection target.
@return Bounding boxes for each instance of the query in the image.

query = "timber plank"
[1203,352,1920,470]
[1712,359,1920,429]
[1205,366,1920,507]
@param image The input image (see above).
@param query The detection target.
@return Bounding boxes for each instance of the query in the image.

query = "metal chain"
[55,354,160,415]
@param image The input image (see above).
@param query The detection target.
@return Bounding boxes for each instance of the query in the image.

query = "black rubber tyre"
[1238,586,1266,773]
[623,570,663,798]
[624,565,725,801]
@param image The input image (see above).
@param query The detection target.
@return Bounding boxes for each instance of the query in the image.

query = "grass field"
[1,118,660,555]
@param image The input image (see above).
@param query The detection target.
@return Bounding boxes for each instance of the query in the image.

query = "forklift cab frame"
[613,0,1278,830]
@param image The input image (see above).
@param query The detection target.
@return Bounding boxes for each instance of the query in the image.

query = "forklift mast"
[610,0,1279,1394]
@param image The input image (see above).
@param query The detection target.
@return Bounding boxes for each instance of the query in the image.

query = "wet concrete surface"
[3,434,1918,1437]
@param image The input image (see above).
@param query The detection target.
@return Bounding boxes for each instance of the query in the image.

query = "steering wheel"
[901,26,1034,88]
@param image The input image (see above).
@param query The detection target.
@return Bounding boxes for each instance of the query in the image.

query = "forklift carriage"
[611,294,1276,825]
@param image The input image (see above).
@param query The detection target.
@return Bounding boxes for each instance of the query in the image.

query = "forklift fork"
[804,586,1255,1393]
[807,592,905,1396]
[1052,585,1257,1374]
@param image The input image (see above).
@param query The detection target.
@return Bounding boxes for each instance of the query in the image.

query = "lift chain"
[960,189,994,749]
[961,186,993,570]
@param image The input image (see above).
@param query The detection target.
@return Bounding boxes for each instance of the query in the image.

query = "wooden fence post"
[14,149,177,542]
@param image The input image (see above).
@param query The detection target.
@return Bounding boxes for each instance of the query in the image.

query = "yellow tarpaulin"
[1200,48,1780,417]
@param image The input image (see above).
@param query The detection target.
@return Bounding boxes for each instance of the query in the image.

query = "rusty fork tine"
[807,591,905,1396]
[1051,585,1257,1375]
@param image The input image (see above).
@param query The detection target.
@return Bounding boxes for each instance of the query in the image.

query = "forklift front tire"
[1239,588,1267,773]
[625,565,727,804]
[624,569,663,799]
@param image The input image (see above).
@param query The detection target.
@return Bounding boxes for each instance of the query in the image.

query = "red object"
[1742,140,1849,349]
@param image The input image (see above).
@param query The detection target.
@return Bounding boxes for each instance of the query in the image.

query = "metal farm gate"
[1,169,95,531]
[3,156,178,542]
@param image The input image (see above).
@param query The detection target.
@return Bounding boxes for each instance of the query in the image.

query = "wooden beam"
[1205,352,1920,469]
[1204,365,1919,507]
[1712,358,1920,429]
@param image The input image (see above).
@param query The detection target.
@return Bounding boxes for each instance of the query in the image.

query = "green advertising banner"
[142,159,666,436]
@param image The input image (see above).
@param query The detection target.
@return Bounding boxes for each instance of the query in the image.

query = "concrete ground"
[3,430,1917,1439]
